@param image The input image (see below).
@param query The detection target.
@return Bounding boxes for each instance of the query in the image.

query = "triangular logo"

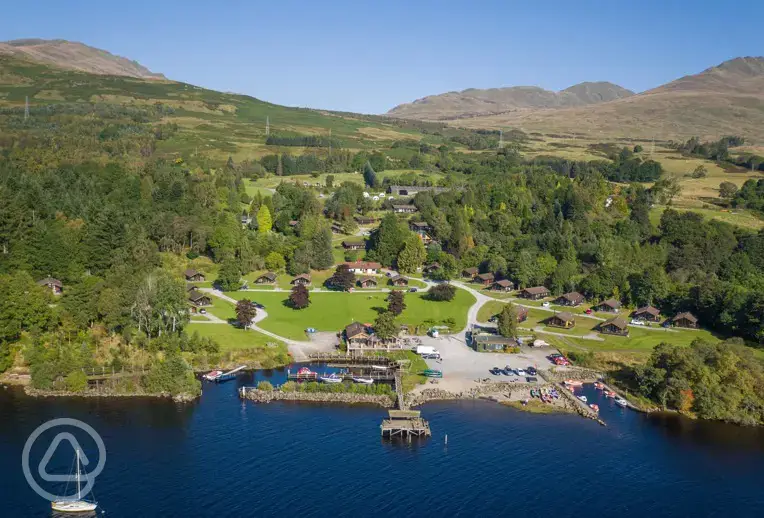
[37,432,90,482]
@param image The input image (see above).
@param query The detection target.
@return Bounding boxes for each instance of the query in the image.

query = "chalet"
[358,276,378,288]
[331,223,344,234]
[255,272,277,284]
[186,284,199,292]
[519,286,550,300]
[672,312,699,329]
[600,317,629,336]
[342,240,365,251]
[354,215,377,225]
[37,277,63,295]
[392,204,418,214]
[423,262,441,274]
[548,311,575,329]
[409,221,431,235]
[632,306,661,322]
[188,291,211,307]
[516,306,529,323]
[343,260,381,274]
[344,322,403,353]
[491,279,514,292]
[387,185,451,197]
[555,292,585,307]
[390,275,409,287]
[462,267,478,279]
[184,269,206,282]
[476,272,495,286]
[593,299,622,313]
[291,274,311,286]
[472,334,518,352]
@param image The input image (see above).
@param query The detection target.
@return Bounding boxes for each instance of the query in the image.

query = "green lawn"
[187,323,284,351]
[222,288,476,340]
[205,297,237,321]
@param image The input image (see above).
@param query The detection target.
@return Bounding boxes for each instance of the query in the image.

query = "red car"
[585,308,593,315]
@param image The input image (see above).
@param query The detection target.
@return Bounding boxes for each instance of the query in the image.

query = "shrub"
[65,371,88,392]
[257,380,274,391]
[426,284,456,301]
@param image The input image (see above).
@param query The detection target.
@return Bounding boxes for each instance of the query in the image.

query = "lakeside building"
[344,261,381,274]
[390,275,409,287]
[490,279,514,292]
[548,311,576,329]
[184,269,206,282]
[392,204,418,214]
[476,272,494,286]
[472,333,518,352]
[632,306,661,322]
[254,272,277,284]
[600,317,629,336]
[554,292,585,307]
[519,286,550,300]
[358,276,378,288]
[672,312,699,328]
[593,298,622,313]
[291,274,311,286]
[188,291,212,311]
[462,267,478,280]
[344,322,403,354]
[342,240,365,250]
[37,277,63,295]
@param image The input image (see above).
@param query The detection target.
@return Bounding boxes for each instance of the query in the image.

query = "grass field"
[222,289,476,340]
[187,323,284,351]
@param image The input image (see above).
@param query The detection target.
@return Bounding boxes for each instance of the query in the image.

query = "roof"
[598,298,622,309]
[559,291,585,304]
[477,272,495,281]
[673,312,698,323]
[634,305,660,316]
[36,277,62,287]
[473,334,518,345]
[392,204,417,210]
[359,276,378,285]
[343,260,381,269]
[184,268,200,277]
[552,311,575,322]
[345,322,368,339]
[257,272,277,281]
[425,262,441,270]
[463,267,478,275]
[188,291,209,302]
[292,274,311,282]
[603,317,629,330]
[522,286,549,295]
[410,221,430,228]
[342,240,365,247]
[493,279,513,288]
[390,275,408,283]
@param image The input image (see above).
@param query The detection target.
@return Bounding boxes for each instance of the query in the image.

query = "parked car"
[409,288,418,293]
[517,369,527,376]
[630,319,645,326]
[542,301,550,308]
[527,367,537,375]
[585,308,593,314]
[199,309,207,314]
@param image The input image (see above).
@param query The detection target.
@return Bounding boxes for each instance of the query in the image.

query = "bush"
[65,371,88,392]
[257,380,274,391]
[426,284,456,301]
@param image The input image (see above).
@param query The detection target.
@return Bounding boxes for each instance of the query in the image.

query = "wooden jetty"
[381,410,431,438]
[286,370,395,383]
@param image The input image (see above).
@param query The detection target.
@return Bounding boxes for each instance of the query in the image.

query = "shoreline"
[23,386,199,403]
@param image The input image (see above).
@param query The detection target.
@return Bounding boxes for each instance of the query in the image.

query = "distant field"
[246,169,444,193]
[186,323,284,350]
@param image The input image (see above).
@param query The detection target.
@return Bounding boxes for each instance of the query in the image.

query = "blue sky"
[1,0,762,114]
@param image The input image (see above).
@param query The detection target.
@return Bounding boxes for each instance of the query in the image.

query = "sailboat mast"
[76,448,81,500]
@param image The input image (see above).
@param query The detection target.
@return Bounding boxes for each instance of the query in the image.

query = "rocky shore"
[24,386,200,403]
[240,388,395,407]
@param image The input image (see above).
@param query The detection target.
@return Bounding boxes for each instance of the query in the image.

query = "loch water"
[2,369,764,517]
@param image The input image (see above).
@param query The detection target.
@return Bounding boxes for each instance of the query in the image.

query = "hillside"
[438,57,764,142]
[0,39,165,80]
[387,81,633,120]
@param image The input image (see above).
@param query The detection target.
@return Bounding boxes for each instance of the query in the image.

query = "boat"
[215,365,247,383]
[589,404,600,412]
[564,380,584,387]
[615,397,629,408]
[203,370,223,381]
[51,448,98,513]
[594,382,605,390]
[297,367,314,375]
[423,369,443,378]
[577,395,588,403]
[320,373,343,384]
[352,376,374,384]
[604,390,617,398]
[370,365,389,370]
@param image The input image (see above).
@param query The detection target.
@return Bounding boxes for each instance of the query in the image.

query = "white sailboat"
[51,448,98,513]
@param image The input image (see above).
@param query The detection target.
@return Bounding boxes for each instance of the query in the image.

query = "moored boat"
[51,448,98,513]
[352,376,374,384]
[577,395,588,403]
[203,370,223,381]
[594,382,605,390]
[564,379,584,387]
[615,397,629,408]
[604,390,617,398]
[589,404,600,412]
[320,373,343,384]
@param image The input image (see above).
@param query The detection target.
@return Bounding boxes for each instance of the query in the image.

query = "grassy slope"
[223,289,476,340]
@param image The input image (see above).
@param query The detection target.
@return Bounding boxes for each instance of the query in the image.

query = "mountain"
[0,39,165,80]
[394,57,764,142]
[387,81,634,120]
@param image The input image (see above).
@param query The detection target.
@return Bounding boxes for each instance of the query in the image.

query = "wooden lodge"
[390,275,409,287]
[184,269,206,282]
[344,260,381,274]
[409,221,431,234]
[342,240,365,250]
[344,322,403,354]
[255,272,277,284]
[548,311,575,329]
[423,262,441,274]
[291,274,311,286]
[472,333,518,352]
[476,272,494,286]
[555,291,585,307]
[354,215,377,226]
[358,276,378,288]
[37,277,63,295]
[462,267,478,279]
[188,291,211,307]
[594,298,622,313]
[187,284,199,292]
[600,317,629,336]
[519,286,550,300]
[490,279,514,292]
[632,305,661,322]
[672,312,699,329]
[392,204,418,214]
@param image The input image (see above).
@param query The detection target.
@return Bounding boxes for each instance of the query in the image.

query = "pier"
[379,368,431,438]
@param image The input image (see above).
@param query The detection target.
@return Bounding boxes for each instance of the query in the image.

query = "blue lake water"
[2,369,764,517]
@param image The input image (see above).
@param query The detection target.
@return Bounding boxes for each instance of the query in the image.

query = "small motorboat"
[352,377,374,384]
[564,380,584,387]
[594,382,605,390]
[320,373,343,384]
[203,370,223,381]
[615,397,629,408]
[589,404,600,412]
[297,367,314,375]
[604,390,617,398]
[577,395,588,403]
